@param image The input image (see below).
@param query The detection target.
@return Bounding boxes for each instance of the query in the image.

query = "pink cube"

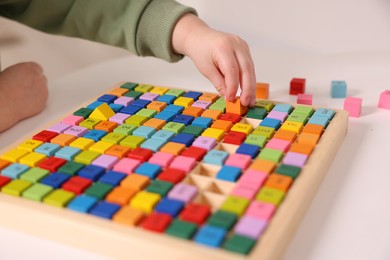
[344,96,362,117]
[297,94,312,105]
[378,90,390,110]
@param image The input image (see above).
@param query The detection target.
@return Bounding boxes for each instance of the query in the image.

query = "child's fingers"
[235,48,256,106]
[215,50,240,102]
[201,63,227,97]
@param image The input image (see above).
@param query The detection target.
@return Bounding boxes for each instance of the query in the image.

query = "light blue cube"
[331,80,347,98]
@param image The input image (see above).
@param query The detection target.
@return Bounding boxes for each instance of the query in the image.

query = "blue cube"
[97,94,117,103]
[120,105,142,115]
[131,99,150,108]
[157,94,176,104]
[83,129,107,142]
[87,101,104,110]
[192,117,213,128]
[40,172,70,188]
[132,126,156,138]
[194,225,226,247]
[135,163,161,179]
[259,117,281,130]
[78,165,106,181]
[90,201,121,219]
[331,80,347,98]
[172,114,194,126]
[165,105,185,114]
[68,195,98,213]
[216,166,241,182]
[183,91,202,100]
[203,150,229,165]
[170,133,195,147]
[236,143,260,158]
[98,171,127,186]
[55,146,81,161]
[155,198,184,217]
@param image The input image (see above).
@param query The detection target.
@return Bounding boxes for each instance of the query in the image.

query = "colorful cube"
[344,96,362,117]
[289,78,305,95]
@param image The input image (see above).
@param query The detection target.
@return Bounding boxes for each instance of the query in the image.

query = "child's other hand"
[172,14,256,106]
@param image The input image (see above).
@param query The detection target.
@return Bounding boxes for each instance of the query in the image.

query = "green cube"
[165,89,185,97]
[223,234,256,255]
[252,126,275,139]
[275,164,301,179]
[258,148,283,163]
[245,134,267,147]
[165,219,197,239]
[84,182,113,199]
[134,84,153,93]
[22,183,53,201]
[255,100,274,111]
[146,180,173,196]
[136,108,157,118]
[125,115,149,126]
[58,161,85,176]
[1,179,32,196]
[120,135,145,149]
[43,189,75,207]
[220,195,250,216]
[207,210,237,230]
[209,102,226,112]
[293,105,314,116]
[20,167,50,182]
[114,124,137,135]
[124,91,143,99]
[73,107,93,118]
[246,107,267,120]
[79,118,101,130]
[162,122,185,134]
[102,132,126,144]
[182,125,204,137]
[256,187,285,206]
[286,112,308,124]
[120,82,138,90]
[215,96,226,104]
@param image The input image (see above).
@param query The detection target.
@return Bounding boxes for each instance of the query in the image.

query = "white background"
[1,1,390,259]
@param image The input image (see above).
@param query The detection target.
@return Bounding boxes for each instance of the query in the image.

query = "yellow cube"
[174,97,194,107]
[201,128,225,141]
[281,121,304,133]
[150,86,169,95]
[89,103,115,121]
[19,152,47,167]
[74,150,100,164]
[130,191,161,213]
[230,123,253,135]
[18,139,43,152]
[1,148,29,163]
[89,141,114,153]
[70,137,95,150]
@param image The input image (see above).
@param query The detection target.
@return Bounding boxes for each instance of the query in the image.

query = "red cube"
[290,78,306,95]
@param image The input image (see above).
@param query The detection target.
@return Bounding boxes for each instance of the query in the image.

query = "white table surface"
[0,47,390,260]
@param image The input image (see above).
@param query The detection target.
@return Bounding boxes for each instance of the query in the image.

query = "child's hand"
[172,14,256,107]
[0,62,48,132]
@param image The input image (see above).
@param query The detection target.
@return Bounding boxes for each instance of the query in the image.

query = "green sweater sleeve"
[0,0,197,62]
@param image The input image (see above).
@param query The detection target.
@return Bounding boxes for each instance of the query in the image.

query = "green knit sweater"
[0,0,196,62]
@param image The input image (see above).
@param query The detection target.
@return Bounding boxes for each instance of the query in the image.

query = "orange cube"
[256,83,269,99]
[226,98,248,116]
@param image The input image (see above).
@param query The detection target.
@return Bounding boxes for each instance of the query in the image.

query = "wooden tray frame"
[0,83,348,260]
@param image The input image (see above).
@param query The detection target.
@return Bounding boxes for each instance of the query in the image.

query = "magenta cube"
[378,90,390,110]
[297,94,312,105]
[344,96,362,117]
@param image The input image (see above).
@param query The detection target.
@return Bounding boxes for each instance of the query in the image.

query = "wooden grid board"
[0,82,348,260]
